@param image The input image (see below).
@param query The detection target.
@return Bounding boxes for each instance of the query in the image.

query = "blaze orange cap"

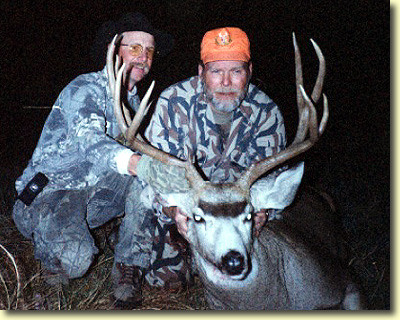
[200,27,250,64]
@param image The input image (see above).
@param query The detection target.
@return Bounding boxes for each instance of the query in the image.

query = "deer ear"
[250,162,304,211]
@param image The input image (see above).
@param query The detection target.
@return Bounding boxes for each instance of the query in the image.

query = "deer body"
[166,165,363,310]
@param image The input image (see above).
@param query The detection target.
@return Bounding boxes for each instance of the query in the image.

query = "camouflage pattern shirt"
[145,76,287,184]
[15,66,138,194]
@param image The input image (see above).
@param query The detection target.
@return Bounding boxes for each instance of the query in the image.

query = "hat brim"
[90,13,174,69]
[114,12,174,57]
[202,51,250,64]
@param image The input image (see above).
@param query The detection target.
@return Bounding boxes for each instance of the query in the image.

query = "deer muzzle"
[221,250,245,276]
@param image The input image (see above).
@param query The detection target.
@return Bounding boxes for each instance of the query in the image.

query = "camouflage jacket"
[15,66,138,194]
[145,76,287,183]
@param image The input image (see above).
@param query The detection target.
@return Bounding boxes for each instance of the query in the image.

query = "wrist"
[115,148,135,175]
[128,154,141,176]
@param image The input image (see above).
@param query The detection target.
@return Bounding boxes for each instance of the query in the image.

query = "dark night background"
[0,0,390,309]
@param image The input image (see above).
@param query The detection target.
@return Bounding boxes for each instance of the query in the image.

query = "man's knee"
[34,231,99,279]
[58,240,98,278]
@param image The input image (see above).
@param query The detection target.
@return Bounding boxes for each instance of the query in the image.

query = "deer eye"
[193,214,205,223]
[244,213,252,222]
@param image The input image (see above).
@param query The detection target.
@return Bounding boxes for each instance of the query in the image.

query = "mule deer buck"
[107,34,364,310]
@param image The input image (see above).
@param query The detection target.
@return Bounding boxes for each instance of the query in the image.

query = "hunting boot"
[112,262,144,309]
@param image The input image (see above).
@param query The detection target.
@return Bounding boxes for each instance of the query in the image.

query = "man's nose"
[222,73,232,87]
[135,51,148,63]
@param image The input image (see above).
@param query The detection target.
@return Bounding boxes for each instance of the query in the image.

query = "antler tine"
[292,33,308,145]
[114,54,120,79]
[114,53,133,126]
[106,34,133,127]
[112,62,129,135]
[319,94,329,134]
[299,85,318,142]
[293,33,304,110]
[125,80,155,143]
[310,39,326,104]
[107,34,120,98]
[237,38,328,191]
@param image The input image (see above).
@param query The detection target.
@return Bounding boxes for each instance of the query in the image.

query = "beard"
[202,80,249,113]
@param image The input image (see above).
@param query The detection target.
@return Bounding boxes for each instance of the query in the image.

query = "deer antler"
[107,34,206,190]
[107,34,132,131]
[107,33,328,195]
[237,34,328,191]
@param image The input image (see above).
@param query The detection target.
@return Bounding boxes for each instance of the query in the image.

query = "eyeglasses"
[120,44,156,59]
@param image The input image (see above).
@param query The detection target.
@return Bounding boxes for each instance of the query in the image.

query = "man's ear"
[248,61,253,77]
[198,64,204,77]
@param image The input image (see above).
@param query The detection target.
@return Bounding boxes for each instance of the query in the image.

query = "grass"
[0,212,208,310]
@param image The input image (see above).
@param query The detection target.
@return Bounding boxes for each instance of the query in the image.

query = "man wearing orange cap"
[138,27,286,283]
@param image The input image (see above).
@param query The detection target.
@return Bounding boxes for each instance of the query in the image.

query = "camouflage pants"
[12,172,156,279]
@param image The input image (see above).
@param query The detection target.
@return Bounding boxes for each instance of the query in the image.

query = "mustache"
[127,62,150,71]
[215,88,240,94]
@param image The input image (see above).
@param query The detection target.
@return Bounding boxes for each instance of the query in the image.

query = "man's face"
[199,60,252,113]
[118,31,155,91]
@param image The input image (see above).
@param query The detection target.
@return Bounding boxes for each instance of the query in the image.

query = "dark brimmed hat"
[91,12,174,68]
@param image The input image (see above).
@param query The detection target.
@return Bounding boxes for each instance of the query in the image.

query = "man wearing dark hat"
[12,12,175,308]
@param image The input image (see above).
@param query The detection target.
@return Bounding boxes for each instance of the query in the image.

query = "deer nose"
[222,250,245,275]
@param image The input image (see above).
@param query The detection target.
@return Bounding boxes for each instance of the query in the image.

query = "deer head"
[106,33,328,282]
